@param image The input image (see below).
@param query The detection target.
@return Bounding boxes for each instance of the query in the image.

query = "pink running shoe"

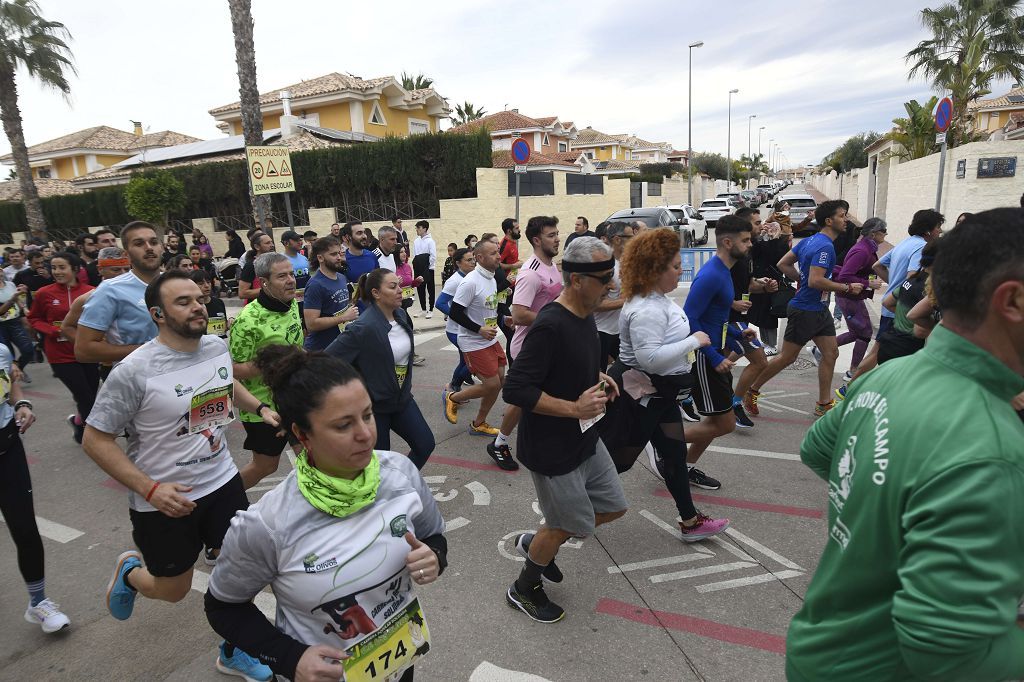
[678,513,730,542]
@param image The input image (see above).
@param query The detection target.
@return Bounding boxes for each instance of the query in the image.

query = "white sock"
[687,464,694,472]
[495,432,510,447]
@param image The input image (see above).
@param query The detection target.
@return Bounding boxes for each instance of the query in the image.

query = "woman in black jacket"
[748,221,791,353]
[326,268,435,468]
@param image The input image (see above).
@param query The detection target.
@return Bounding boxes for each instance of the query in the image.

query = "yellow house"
[968,86,1024,134]
[571,127,632,161]
[208,72,450,138]
[0,124,200,180]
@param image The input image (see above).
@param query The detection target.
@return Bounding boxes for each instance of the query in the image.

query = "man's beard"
[541,245,558,259]
[167,315,207,339]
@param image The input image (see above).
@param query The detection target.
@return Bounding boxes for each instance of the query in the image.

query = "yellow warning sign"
[245,146,295,196]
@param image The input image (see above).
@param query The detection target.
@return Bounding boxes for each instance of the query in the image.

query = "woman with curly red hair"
[602,228,730,542]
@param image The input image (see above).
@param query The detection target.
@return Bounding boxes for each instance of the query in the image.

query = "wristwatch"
[255,402,270,417]
[13,399,32,411]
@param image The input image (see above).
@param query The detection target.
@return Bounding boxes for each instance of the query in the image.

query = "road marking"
[708,535,756,562]
[445,517,470,533]
[756,399,809,415]
[706,444,800,462]
[638,510,715,554]
[440,345,458,352]
[0,515,84,543]
[414,331,444,345]
[653,490,824,519]
[464,481,490,505]
[430,454,518,473]
[191,568,276,620]
[649,560,757,584]
[725,528,804,571]
[470,662,554,682]
[607,554,711,574]
[595,598,786,654]
[695,569,803,593]
[283,445,297,467]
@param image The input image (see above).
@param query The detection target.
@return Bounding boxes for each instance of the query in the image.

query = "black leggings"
[416,270,436,311]
[0,420,44,584]
[51,362,101,419]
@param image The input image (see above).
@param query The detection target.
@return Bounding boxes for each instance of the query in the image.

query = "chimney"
[132,120,143,137]
[279,90,299,137]
[280,90,293,116]
[511,108,518,113]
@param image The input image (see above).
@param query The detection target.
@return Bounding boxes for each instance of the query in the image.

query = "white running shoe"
[425,310,433,319]
[809,346,822,366]
[645,443,665,481]
[25,598,70,633]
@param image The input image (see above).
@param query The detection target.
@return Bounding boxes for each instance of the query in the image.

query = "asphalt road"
[1,201,870,682]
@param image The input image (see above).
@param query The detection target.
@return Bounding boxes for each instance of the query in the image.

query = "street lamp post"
[768,139,774,176]
[726,88,739,189]
[757,126,765,181]
[746,114,757,188]
[687,40,704,207]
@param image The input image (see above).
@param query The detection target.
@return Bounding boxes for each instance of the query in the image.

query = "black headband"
[562,258,615,273]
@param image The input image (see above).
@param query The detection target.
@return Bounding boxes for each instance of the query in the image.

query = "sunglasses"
[577,272,614,285]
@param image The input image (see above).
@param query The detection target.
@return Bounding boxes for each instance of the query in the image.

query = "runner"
[443,239,505,444]
[189,270,228,340]
[374,226,399,272]
[279,230,311,316]
[681,215,757,490]
[606,227,731,540]
[786,208,1024,681]
[441,242,459,285]
[229,253,303,489]
[488,216,562,470]
[302,236,358,351]
[435,247,476,394]
[593,222,635,366]
[327,269,435,469]
[832,218,887,386]
[498,218,523,276]
[237,232,275,303]
[749,200,864,416]
[341,222,378,308]
[82,270,278,681]
[0,343,69,633]
[729,208,777,428]
[412,220,437,318]
[875,240,940,366]
[76,222,164,365]
[26,252,96,443]
[503,236,627,623]
[205,344,447,682]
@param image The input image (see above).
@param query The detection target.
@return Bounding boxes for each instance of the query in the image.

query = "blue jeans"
[0,319,35,370]
[374,400,435,469]
[446,332,471,388]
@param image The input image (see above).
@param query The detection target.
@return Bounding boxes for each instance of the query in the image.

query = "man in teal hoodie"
[787,207,1024,681]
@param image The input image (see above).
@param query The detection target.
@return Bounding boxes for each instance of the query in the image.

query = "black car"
[604,206,707,247]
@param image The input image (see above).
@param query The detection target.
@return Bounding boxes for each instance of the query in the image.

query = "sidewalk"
[804,186,861,225]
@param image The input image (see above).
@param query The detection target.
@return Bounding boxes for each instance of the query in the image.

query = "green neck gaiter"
[295,449,380,518]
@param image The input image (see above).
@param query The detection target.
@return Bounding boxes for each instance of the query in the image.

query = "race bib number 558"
[188,386,234,434]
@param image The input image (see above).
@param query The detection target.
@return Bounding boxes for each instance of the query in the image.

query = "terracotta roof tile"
[15,125,137,156]
[968,86,1024,111]
[491,149,578,169]
[570,127,619,147]
[126,130,202,150]
[0,178,83,202]
[534,116,558,126]
[449,110,547,134]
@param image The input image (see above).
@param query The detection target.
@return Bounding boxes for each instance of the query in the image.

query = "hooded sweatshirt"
[27,280,93,363]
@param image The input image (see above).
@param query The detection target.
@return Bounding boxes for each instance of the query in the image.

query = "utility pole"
[746,114,757,188]
[726,88,738,189]
[687,40,704,206]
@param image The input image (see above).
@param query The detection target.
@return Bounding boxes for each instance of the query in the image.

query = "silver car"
[698,198,735,226]
[777,194,817,224]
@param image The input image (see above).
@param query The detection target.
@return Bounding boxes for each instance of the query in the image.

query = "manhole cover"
[784,357,816,371]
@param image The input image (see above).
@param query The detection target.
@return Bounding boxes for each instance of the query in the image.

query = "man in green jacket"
[787,207,1024,681]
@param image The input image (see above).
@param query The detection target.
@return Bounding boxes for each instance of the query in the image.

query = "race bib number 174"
[343,597,431,682]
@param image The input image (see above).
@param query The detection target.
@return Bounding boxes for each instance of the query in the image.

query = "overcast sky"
[1,0,1017,176]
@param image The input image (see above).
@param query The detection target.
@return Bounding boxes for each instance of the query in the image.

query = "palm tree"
[450,102,487,127]
[0,0,75,239]
[887,97,942,160]
[400,72,433,91]
[227,0,271,236]
[906,0,1024,147]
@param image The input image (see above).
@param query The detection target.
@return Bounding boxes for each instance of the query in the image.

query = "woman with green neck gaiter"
[204,345,448,682]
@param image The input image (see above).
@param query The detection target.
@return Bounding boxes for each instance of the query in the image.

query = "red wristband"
[145,482,160,502]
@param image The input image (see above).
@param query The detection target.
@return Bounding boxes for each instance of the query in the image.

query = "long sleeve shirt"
[27,281,93,363]
[619,292,702,376]
[834,237,878,300]
[683,256,743,367]
[413,235,437,270]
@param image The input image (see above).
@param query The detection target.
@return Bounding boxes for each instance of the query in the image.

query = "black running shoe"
[506,582,565,624]
[679,399,700,423]
[688,467,721,490]
[487,441,520,471]
[515,533,563,583]
[733,403,754,429]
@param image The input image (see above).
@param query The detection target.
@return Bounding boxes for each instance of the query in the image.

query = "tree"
[738,153,769,183]
[226,0,271,236]
[821,131,883,172]
[906,0,1024,147]
[450,101,487,126]
[123,170,186,227]
[0,0,75,240]
[885,97,942,160]
[400,71,433,90]
[5,167,15,179]
[691,152,731,180]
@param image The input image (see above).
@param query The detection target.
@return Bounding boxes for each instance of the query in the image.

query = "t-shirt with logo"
[229,298,303,422]
[510,255,562,359]
[286,252,311,302]
[87,336,239,512]
[594,260,622,335]
[303,269,352,351]
[440,271,465,336]
[878,235,926,319]
[452,268,499,353]
[790,232,836,312]
[79,270,158,346]
[208,452,446,666]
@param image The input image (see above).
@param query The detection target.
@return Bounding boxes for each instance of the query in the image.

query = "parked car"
[739,189,760,206]
[775,193,818,234]
[697,198,736,227]
[756,184,776,199]
[664,204,709,245]
[604,206,700,247]
[716,192,746,209]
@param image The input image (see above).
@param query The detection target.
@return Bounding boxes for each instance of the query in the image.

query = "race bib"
[52,319,67,342]
[496,289,509,305]
[0,305,18,322]
[207,317,227,336]
[188,385,234,434]
[687,350,696,364]
[483,316,498,329]
[402,287,415,301]
[0,368,10,403]
[343,597,431,682]
[580,410,605,433]
[508,269,519,285]
[395,364,408,388]
[821,290,831,305]
[721,322,728,349]
[295,287,305,303]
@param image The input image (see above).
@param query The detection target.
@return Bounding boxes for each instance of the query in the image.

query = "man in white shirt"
[374,226,398,272]
[412,220,437,318]
[594,222,635,365]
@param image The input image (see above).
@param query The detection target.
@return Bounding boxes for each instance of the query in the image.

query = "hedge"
[0,129,493,234]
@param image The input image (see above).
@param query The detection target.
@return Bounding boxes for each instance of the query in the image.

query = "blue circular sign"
[935,97,953,132]
[511,138,531,164]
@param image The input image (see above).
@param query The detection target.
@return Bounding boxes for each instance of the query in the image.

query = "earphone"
[152,307,163,319]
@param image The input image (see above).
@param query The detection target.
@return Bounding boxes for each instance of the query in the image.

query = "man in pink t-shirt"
[488,216,562,465]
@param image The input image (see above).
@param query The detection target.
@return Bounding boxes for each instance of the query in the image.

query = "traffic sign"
[935,97,953,133]
[936,132,946,144]
[514,164,528,174]
[511,138,531,165]
[245,146,296,196]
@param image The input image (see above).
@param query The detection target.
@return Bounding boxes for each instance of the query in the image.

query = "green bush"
[124,170,186,225]
[638,162,685,178]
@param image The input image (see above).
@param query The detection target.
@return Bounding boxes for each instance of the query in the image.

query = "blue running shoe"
[835,384,847,401]
[216,642,273,681]
[105,550,141,621]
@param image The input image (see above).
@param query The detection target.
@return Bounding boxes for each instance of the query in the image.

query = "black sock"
[123,565,139,592]
[516,557,547,592]
[223,642,235,658]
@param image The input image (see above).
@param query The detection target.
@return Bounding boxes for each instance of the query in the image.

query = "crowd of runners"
[1,194,1023,681]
